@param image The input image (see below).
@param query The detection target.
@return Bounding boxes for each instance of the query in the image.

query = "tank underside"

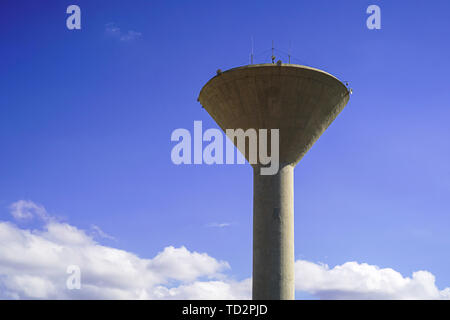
[198,63,350,165]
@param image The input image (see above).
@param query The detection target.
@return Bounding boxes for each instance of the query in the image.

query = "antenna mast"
[271,40,275,64]
[288,40,291,64]
[251,36,254,64]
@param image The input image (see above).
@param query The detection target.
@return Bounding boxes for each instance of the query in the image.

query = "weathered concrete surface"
[198,64,350,300]
[198,64,350,165]
[253,163,295,300]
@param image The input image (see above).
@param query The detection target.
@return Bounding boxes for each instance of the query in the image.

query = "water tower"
[198,63,350,299]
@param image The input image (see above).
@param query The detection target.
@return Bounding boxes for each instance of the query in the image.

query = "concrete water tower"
[198,63,350,300]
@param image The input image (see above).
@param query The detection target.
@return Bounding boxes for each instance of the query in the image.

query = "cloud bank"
[1,200,449,299]
[295,260,450,299]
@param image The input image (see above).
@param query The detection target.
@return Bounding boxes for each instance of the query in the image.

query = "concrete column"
[252,163,295,300]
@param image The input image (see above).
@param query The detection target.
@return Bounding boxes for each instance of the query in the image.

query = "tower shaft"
[253,164,295,299]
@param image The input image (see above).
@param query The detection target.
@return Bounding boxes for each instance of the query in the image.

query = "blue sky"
[1,0,450,299]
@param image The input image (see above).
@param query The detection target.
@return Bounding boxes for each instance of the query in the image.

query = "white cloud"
[154,279,252,300]
[206,222,231,228]
[0,220,245,299]
[2,200,450,300]
[295,260,450,299]
[9,200,49,221]
[149,246,230,282]
[105,23,142,41]
[90,225,115,241]
[0,201,246,299]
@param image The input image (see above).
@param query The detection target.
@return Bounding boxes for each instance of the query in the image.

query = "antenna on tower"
[271,40,275,64]
[288,40,291,64]
[251,36,254,65]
